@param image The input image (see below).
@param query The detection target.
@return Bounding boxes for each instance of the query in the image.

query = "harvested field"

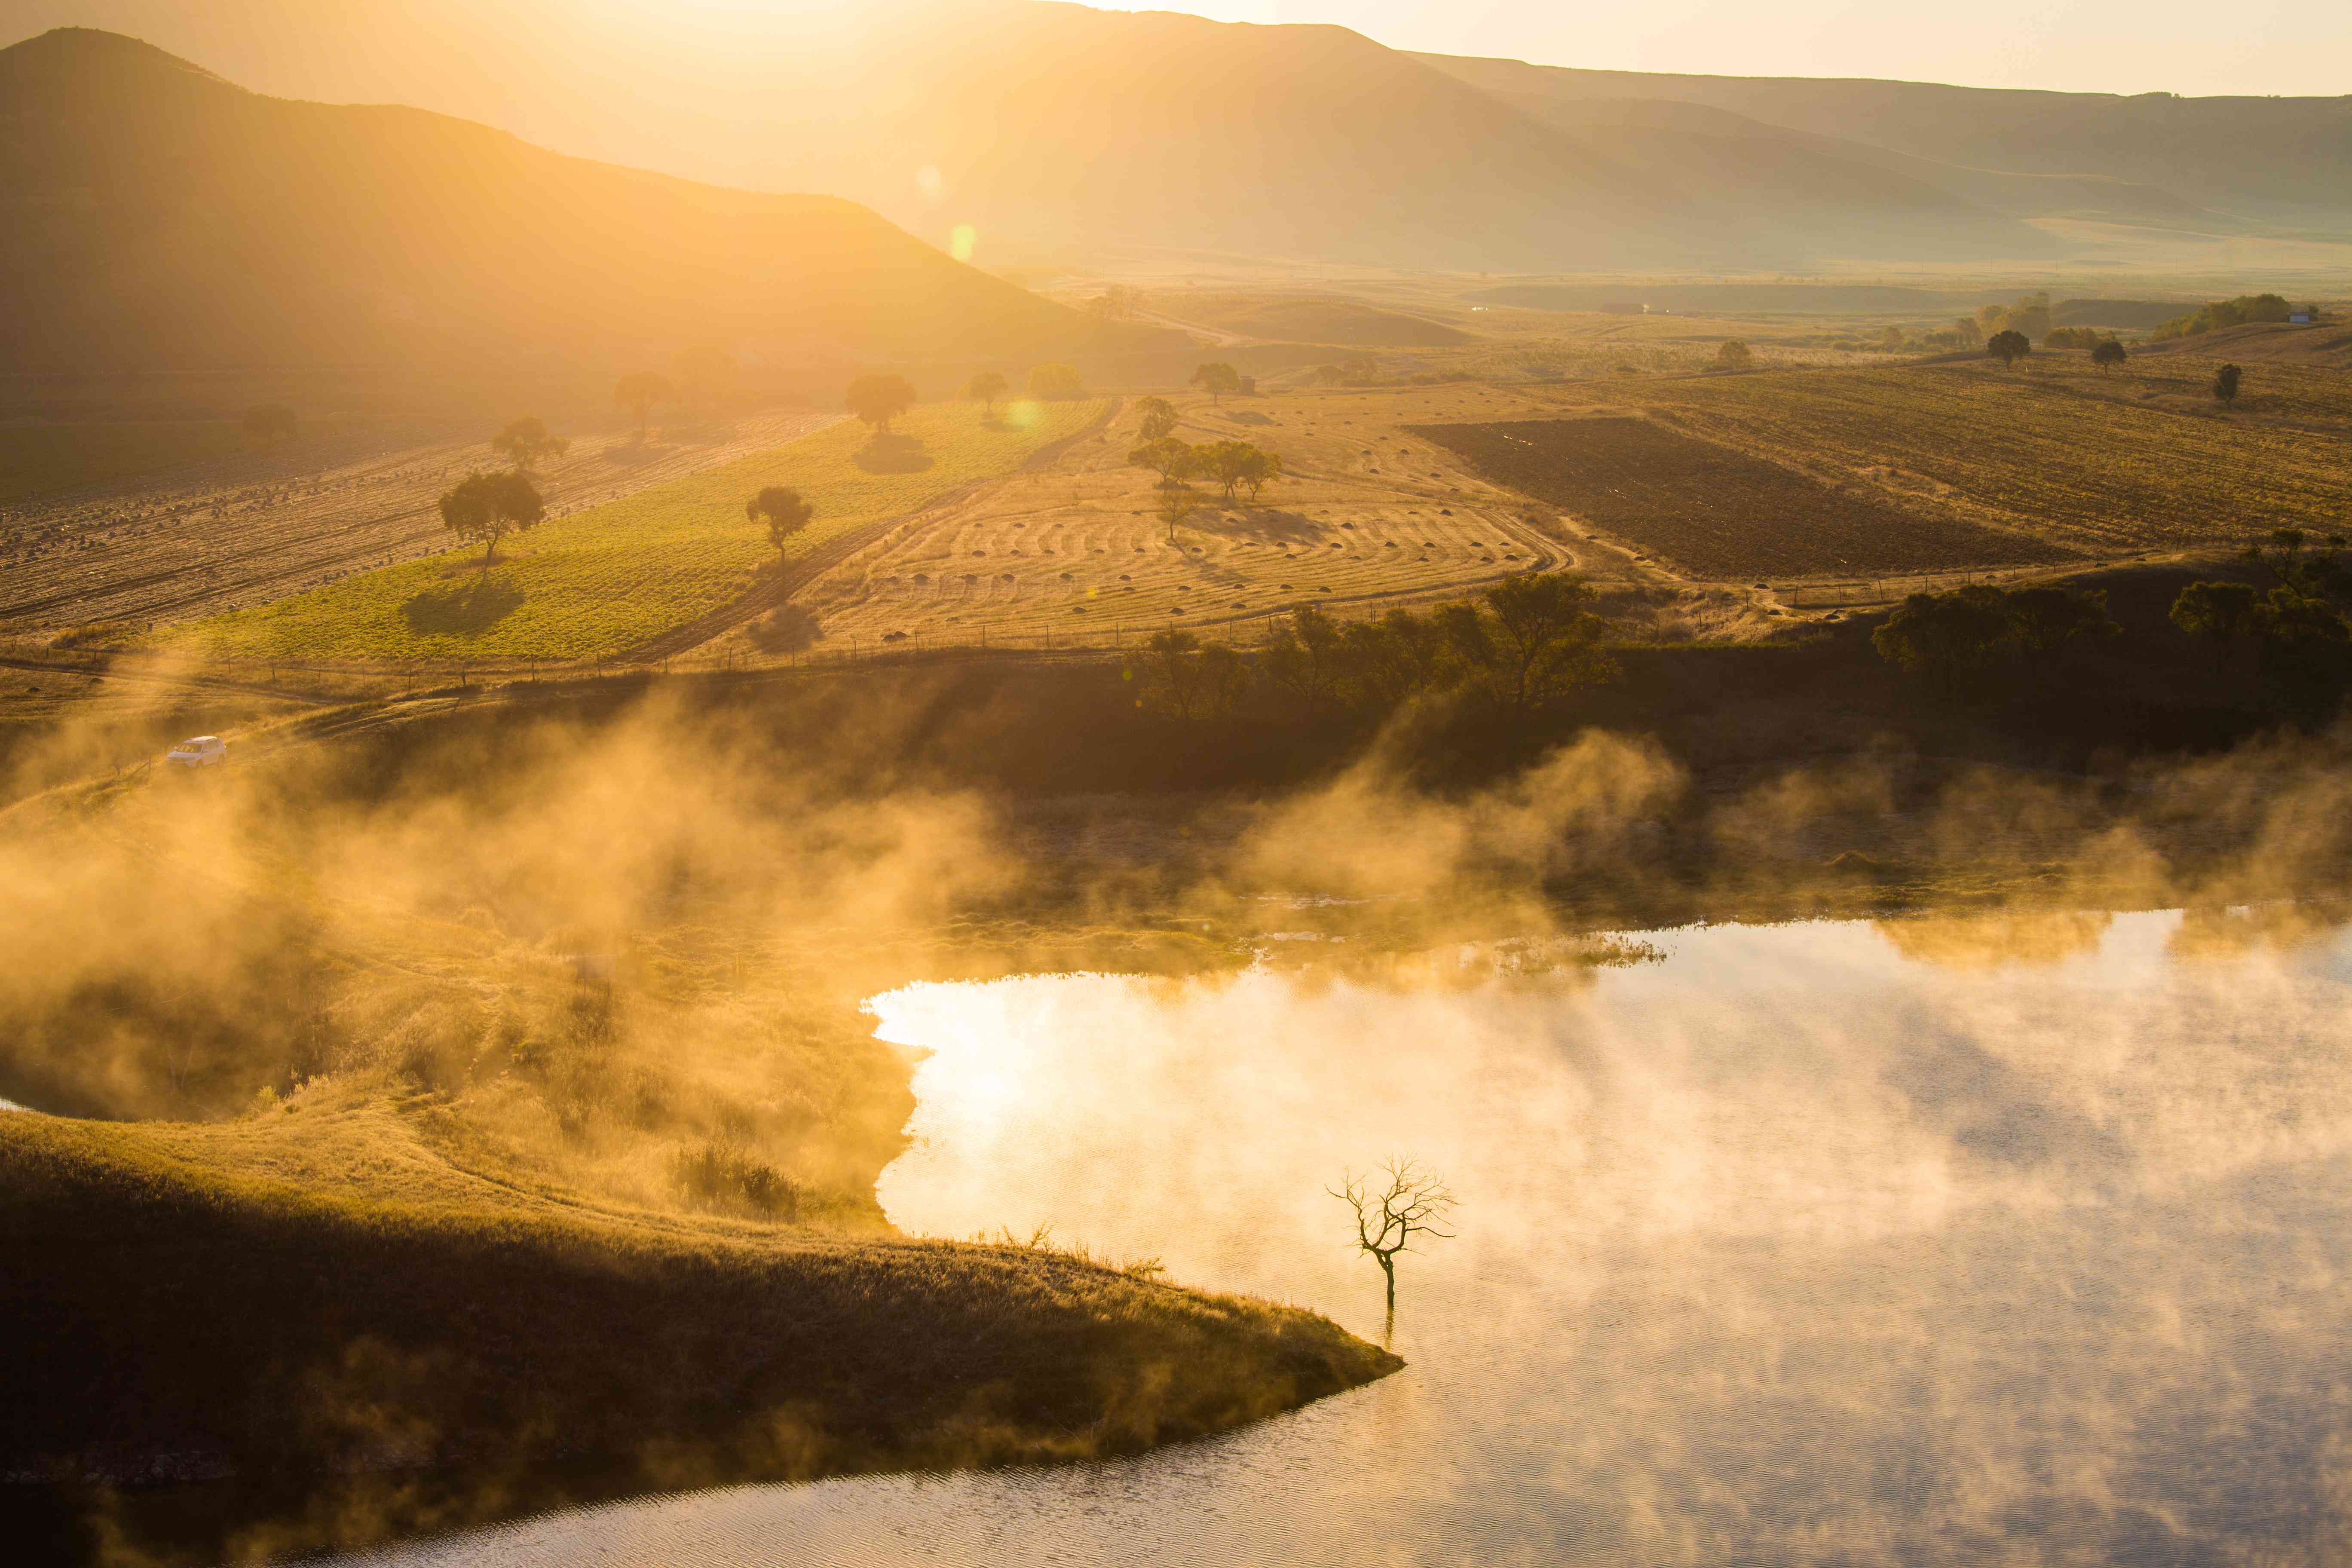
[0,409,840,635]
[781,389,1592,654]
[181,400,1109,665]
[1595,361,2352,556]
[1409,417,2074,578]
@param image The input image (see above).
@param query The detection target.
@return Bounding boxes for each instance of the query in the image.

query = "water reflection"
[354,910,2352,1566]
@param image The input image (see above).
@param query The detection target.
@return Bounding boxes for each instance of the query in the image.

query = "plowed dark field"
[1408,418,2075,579]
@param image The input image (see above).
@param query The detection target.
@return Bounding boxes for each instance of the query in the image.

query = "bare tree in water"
[1331,1156,1455,1339]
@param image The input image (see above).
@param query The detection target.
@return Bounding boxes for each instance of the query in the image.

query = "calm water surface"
[352,910,2352,1566]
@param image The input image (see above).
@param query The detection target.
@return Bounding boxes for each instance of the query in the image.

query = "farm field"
[0,420,257,505]
[183,400,1109,664]
[1409,416,2075,578]
[0,407,845,637]
[783,385,1617,654]
[1581,357,2352,559]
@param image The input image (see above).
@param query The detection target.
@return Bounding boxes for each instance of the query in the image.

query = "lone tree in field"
[1133,395,1179,442]
[614,371,674,440]
[491,415,568,473]
[1128,435,1198,489]
[1155,485,1201,543]
[2091,338,2128,374]
[847,372,918,434]
[746,485,814,562]
[1028,362,1086,401]
[965,370,1009,416]
[1331,1156,1456,1335]
[1715,340,1753,371]
[438,470,545,568]
[242,403,297,444]
[1197,439,1280,502]
[1189,361,1243,404]
[1986,330,2031,368]
[2213,362,2243,408]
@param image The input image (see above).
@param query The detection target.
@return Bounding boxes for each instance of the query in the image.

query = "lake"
[347,908,2352,1566]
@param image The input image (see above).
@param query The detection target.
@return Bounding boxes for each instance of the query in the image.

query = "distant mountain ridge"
[0,26,1152,377]
[1416,54,2352,225]
[6,3,2350,288]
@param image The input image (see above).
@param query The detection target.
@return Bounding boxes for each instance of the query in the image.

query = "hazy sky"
[2,0,2346,104]
[1094,0,2352,96]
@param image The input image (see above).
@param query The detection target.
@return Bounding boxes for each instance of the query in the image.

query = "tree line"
[1130,573,1615,721]
[1872,531,2352,718]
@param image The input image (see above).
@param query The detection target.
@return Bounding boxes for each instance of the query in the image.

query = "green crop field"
[0,420,251,503]
[181,399,1110,664]
[1599,362,2352,559]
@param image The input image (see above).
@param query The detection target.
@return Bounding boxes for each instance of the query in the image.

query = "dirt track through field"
[0,409,841,634]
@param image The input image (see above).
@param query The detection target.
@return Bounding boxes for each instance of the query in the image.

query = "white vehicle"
[165,735,228,769]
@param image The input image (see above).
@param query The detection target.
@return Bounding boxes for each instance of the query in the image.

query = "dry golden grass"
[786,386,1651,652]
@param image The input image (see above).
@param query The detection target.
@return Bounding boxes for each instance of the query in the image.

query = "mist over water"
[348,910,2352,1566]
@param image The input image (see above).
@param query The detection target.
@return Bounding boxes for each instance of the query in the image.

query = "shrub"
[2150,294,2291,340]
[1872,581,2117,694]
[670,1141,801,1220]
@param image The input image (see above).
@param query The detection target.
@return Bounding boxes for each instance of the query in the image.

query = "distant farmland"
[1408,417,2073,578]
[1605,363,2352,556]
[0,420,251,505]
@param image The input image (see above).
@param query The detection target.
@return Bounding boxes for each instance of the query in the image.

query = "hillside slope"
[0,1105,1394,1561]
[0,28,1150,377]
[1452,74,2211,227]
[0,6,2055,278]
[1417,54,2352,224]
[788,4,2047,270]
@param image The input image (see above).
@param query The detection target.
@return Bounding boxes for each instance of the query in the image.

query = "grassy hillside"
[180,399,1109,663]
[0,687,1393,1559]
[0,1104,1392,1562]
[0,28,1161,377]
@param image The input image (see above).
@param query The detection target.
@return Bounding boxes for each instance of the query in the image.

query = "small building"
[2291,311,2314,325]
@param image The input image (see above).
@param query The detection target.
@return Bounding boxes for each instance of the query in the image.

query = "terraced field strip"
[181,400,1111,665]
[1602,364,2352,556]
[1408,417,2075,579]
[0,409,840,633]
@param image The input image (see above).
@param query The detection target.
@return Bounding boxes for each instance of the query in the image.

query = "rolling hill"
[0,27,1158,378]
[766,3,2051,271]
[0,5,2055,279]
[1418,54,2352,227]
[11,3,2349,281]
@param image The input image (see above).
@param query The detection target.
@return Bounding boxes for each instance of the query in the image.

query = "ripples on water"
[352,910,2352,1567]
